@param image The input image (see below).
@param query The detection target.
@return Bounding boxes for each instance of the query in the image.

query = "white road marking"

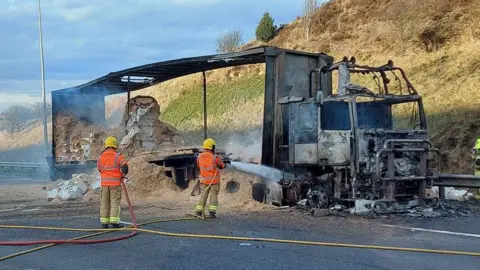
[382,224,480,238]
[20,208,42,212]
[0,208,17,213]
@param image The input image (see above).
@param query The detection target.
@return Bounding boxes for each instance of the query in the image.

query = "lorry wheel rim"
[226,180,240,193]
[308,189,329,208]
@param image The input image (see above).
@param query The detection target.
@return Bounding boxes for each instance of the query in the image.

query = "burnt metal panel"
[261,53,278,167]
[293,143,318,165]
[318,54,334,96]
[269,51,333,170]
[273,52,286,168]
[288,100,318,144]
[287,100,318,166]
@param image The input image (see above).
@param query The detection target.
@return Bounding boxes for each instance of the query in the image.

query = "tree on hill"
[255,12,276,42]
[216,29,244,53]
[31,102,52,120]
[301,0,318,41]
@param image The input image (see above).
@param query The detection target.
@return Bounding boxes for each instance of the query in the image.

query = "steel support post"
[418,151,427,207]
[203,71,207,140]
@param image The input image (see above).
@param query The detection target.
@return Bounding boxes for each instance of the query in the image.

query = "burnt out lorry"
[46,46,480,205]
[265,57,438,209]
[257,51,480,209]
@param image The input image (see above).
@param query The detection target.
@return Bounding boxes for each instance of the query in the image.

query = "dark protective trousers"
[196,183,220,213]
[100,186,122,224]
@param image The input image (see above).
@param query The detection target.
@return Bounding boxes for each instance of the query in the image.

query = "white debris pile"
[118,95,183,157]
[431,187,474,201]
[47,173,101,201]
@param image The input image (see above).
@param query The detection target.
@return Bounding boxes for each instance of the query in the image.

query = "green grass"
[161,75,265,130]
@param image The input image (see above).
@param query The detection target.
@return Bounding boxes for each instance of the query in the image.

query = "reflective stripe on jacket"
[197,151,225,185]
[97,149,128,187]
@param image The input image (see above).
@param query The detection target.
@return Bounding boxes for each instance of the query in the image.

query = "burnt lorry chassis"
[268,56,440,209]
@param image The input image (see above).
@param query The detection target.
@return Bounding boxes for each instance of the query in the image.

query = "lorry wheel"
[252,183,266,203]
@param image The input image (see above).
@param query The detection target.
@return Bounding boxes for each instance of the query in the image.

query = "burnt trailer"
[46,46,282,181]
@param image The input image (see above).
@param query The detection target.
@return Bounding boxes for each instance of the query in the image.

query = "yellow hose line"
[0,217,196,262]
[1,218,480,257]
[134,228,480,257]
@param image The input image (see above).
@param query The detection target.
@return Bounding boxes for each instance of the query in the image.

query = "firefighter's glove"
[224,159,231,164]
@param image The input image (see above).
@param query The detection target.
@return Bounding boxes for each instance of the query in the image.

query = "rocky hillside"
[137,0,480,173]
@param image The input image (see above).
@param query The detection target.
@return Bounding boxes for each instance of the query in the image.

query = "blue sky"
[0,0,307,109]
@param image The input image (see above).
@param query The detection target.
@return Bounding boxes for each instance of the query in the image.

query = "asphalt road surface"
[0,176,479,269]
[1,213,480,270]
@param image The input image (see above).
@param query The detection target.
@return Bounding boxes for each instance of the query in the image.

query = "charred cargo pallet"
[147,148,232,190]
[148,150,198,190]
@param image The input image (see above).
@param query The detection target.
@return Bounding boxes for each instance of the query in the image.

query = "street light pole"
[37,0,49,157]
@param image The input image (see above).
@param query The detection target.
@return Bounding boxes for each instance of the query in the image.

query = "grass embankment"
[149,75,265,146]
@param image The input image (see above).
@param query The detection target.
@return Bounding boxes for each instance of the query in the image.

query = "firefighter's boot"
[209,212,216,219]
[101,224,109,229]
[111,223,124,229]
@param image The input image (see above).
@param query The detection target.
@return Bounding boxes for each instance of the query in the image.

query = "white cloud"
[0,92,51,110]
[60,6,96,21]
[0,79,88,94]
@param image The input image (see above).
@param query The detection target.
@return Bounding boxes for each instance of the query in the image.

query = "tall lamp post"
[37,0,49,158]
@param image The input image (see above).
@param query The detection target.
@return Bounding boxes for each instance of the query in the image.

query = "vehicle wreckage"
[48,46,480,212]
[268,57,439,211]
[145,49,480,212]
[256,53,480,212]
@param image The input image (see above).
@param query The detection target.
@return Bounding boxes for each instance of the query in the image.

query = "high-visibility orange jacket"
[97,148,128,187]
[197,150,225,185]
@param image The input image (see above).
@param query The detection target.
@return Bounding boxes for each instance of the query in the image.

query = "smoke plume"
[225,129,262,162]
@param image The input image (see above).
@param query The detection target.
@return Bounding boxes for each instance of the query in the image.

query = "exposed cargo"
[48,92,182,180]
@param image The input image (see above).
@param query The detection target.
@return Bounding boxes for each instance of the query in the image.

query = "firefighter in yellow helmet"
[195,138,229,218]
[97,136,129,228]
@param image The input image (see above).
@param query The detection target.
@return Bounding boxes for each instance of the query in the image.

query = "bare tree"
[1,105,27,140]
[302,0,317,41]
[31,102,52,120]
[216,29,243,53]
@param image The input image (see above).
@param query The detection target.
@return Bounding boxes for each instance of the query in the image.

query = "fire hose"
[0,178,138,246]
[1,176,480,260]
[1,221,480,259]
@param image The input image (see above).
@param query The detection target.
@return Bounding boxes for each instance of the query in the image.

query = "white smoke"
[230,161,294,183]
[224,129,262,162]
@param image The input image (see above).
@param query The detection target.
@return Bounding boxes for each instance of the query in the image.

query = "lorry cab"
[283,91,429,167]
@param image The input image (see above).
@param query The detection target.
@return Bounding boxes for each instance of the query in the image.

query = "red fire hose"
[0,178,138,246]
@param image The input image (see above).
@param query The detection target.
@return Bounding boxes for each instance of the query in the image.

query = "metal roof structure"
[53,46,274,95]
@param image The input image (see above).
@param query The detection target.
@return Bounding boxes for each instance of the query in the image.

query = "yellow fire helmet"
[104,136,118,149]
[202,138,216,150]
